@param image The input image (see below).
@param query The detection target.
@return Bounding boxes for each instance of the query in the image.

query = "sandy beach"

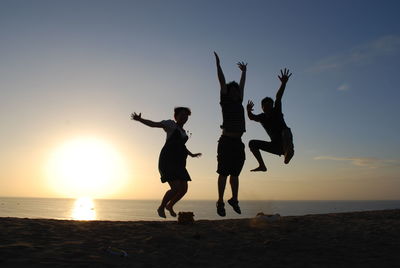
[1,209,399,267]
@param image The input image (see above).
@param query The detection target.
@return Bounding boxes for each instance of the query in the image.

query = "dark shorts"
[249,127,293,156]
[217,135,245,176]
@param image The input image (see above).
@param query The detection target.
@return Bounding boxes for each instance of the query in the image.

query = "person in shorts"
[247,68,294,172]
[214,52,247,217]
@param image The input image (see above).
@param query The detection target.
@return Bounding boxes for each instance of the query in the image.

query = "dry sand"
[1,209,399,267]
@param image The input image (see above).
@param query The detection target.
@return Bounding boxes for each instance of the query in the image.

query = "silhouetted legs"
[166,180,188,216]
[158,180,188,218]
[229,176,239,201]
[217,175,240,216]
[249,139,284,172]
[218,174,239,202]
[217,175,227,216]
[217,175,227,203]
[216,136,245,216]
[249,128,294,170]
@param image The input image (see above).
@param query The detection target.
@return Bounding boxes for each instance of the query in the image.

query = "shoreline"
[1,209,399,267]
[2,198,400,222]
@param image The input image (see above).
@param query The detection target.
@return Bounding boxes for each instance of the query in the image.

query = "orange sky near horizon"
[1,1,400,201]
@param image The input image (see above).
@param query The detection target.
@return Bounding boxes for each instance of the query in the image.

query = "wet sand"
[1,209,399,267]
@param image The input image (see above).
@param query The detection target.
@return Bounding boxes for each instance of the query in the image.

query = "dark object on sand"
[178,212,195,224]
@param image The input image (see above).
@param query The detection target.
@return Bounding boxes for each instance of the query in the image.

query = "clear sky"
[1,0,399,200]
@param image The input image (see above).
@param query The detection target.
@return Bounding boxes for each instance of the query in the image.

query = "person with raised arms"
[214,52,247,217]
[247,68,294,172]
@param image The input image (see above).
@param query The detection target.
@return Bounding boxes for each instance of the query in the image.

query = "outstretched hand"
[278,68,292,84]
[237,61,247,72]
[247,100,254,112]
[191,153,202,158]
[131,112,142,121]
[214,51,220,65]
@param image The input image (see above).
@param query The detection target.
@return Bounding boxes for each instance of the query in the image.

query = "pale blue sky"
[1,0,399,199]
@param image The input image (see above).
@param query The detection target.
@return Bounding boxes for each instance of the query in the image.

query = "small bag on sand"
[178,212,195,224]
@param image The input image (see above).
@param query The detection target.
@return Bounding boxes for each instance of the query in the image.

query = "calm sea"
[0,197,399,221]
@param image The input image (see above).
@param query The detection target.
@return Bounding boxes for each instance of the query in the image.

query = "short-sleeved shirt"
[220,94,246,133]
[160,120,188,141]
[254,100,287,142]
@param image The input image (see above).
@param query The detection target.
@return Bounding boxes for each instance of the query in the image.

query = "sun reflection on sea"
[72,197,96,220]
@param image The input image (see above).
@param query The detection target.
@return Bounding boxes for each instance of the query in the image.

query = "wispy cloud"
[314,156,400,169]
[337,83,350,91]
[308,35,400,73]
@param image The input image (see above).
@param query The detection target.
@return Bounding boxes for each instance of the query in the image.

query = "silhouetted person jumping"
[131,107,201,218]
[214,52,247,217]
[247,68,294,172]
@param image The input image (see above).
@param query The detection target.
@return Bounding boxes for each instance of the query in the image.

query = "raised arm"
[275,68,292,102]
[246,100,259,121]
[214,52,227,94]
[238,61,247,100]
[130,112,164,128]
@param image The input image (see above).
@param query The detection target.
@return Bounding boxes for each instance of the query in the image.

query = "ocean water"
[0,197,399,221]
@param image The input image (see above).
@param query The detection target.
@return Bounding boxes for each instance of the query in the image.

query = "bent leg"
[249,140,276,171]
[158,181,179,218]
[166,180,188,216]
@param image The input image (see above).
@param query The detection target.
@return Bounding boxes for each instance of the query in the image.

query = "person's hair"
[174,107,191,117]
[226,81,239,93]
[261,97,274,107]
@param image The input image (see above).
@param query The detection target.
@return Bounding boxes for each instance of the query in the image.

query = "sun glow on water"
[72,197,96,220]
[46,137,129,198]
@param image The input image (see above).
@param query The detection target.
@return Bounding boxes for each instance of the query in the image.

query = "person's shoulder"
[274,100,283,111]
[255,113,266,122]
[161,119,175,125]
[160,120,176,129]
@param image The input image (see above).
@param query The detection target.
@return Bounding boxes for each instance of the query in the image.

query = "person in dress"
[131,107,201,218]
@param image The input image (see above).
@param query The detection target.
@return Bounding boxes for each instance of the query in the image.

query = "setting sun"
[46,138,129,198]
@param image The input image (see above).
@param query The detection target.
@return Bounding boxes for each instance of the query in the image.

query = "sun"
[46,137,129,198]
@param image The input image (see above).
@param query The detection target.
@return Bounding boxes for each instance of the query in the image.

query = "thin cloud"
[337,83,350,91]
[314,156,400,169]
[308,35,400,73]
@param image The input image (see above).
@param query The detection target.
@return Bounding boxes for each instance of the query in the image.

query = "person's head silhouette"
[174,107,191,126]
[261,97,274,113]
[226,81,241,101]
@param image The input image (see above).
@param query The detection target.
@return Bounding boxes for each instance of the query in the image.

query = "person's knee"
[249,140,257,151]
[181,182,188,193]
[218,174,228,182]
[170,188,179,196]
[169,183,179,194]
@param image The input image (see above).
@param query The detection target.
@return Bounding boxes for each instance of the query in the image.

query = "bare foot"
[251,166,267,172]
[157,207,166,218]
[165,205,177,217]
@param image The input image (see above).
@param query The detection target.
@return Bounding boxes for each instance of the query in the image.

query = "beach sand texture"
[1,209,399,267]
